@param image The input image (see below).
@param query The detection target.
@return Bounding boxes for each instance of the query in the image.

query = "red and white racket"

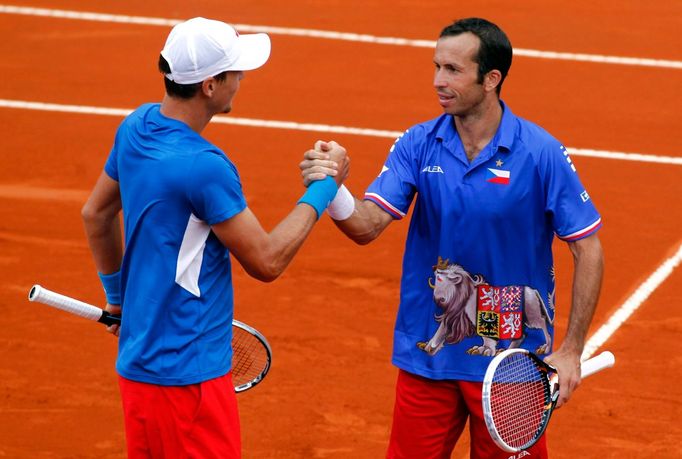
[28,284,271,393]
[482,348,615,452]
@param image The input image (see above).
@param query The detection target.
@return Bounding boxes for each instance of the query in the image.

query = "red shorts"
[118,372,240,459]
[386,369,548,459]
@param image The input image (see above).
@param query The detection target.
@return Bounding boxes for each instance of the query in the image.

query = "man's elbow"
[252,270,280,283]
[245,261,284,283]
[335,221,382,246]
[351,234,376,246]
[81,202,117,233]
[81,202,98,226]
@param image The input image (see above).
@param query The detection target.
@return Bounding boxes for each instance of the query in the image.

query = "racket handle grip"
[581,351,615,378]
[28,284,121,326]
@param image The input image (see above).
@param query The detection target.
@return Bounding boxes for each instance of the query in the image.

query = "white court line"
[0,99,400,138]
[582,242,682,360]
[1,4,681,70]
[568,148,682,165]
[1,98,681,166]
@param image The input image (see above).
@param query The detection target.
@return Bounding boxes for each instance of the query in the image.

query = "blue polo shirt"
[104,103,247,385]
[365,102,601,381]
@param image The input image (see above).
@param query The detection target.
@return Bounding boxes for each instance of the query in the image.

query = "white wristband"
[327,185,355,220]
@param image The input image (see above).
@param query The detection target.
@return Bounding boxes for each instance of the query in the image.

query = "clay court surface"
[1,1,681,457]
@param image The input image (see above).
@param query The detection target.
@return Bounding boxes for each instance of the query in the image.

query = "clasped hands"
[300,140,350,188]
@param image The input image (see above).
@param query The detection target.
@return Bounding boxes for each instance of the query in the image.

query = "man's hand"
[543,348,582,408]
[300,140,350,187]
[105,303,122,337]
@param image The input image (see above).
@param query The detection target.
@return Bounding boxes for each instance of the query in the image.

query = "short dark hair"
[157,55,228,99]
[439,18,512,94]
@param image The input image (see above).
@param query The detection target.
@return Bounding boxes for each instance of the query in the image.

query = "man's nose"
[433,70,446,88]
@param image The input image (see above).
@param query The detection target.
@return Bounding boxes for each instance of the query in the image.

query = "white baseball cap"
[161,17,271,84]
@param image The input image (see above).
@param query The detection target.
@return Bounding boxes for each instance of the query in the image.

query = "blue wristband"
[98,270,122,305]
[297,176,338,219]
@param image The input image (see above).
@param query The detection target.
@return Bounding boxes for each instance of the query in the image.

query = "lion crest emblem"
[417,257,554,356]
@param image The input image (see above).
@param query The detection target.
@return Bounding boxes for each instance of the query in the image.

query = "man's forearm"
[332,198,393,245]
[83,213,123,274]
[262,204,319,280]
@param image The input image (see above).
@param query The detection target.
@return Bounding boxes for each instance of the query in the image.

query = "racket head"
[231,320,272,393]
[482,349,558,453]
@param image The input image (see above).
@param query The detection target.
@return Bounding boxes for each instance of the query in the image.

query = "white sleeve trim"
[364,192,406,218]
[558,217,602,241]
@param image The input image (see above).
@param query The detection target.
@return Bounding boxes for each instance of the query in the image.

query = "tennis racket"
[28,284,271,393]
[482,348,615,453]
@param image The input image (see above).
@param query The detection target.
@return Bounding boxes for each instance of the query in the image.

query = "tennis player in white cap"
[82,17,348,458]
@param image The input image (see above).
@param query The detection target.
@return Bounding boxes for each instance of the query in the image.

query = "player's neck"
[160,95,212,134]
[453,97,502,162]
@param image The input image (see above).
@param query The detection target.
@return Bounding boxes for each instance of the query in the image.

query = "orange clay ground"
[1,1,681,458]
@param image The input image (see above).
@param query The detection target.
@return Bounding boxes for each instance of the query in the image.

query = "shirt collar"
[492,100,516,154]
[435,113,456,142]
[434,100,517,154]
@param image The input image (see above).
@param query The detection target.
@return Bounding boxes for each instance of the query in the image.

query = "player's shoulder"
[191,145,239,179]
[513,114,560,147]
[511,113,565,163]
[118,103,169,135]
[122,103,159,124]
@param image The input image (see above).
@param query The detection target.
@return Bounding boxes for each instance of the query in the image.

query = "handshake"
[299,140,350,188]
[297,140,355,222]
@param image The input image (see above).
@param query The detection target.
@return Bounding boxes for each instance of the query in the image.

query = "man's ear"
[202,78,215,97]
[484,70,502,93]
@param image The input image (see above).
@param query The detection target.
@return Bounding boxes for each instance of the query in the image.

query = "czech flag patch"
[486,168,510,185]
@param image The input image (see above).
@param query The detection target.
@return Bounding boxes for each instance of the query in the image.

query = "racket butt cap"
[28,284,42,301]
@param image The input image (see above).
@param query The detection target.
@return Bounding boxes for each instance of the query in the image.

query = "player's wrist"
[297,176,338,219]
[327,185,355,220]
[98,270,121,305]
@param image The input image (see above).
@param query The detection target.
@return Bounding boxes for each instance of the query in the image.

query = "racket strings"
[231,327,269,387]
[489,354,552,449]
